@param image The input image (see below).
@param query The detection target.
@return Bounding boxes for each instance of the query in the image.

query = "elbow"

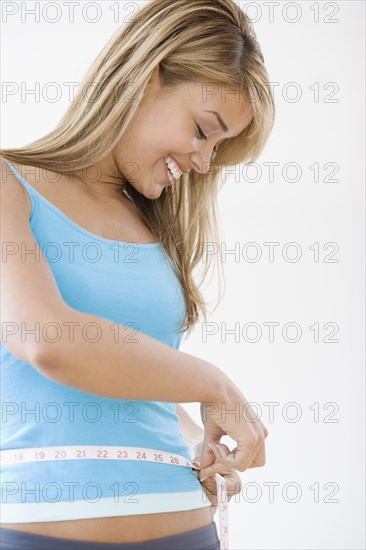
[1,338,59,373]
[29,304,73,374]
[31,342,60,374]
[2,303,71,375]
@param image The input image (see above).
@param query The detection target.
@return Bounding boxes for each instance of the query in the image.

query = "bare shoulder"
[0,156,32,218]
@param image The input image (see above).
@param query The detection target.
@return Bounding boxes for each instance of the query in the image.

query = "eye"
[195,124,208,141]
[196,124,219,155]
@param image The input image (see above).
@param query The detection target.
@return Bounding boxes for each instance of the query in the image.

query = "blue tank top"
[0,160,208,523]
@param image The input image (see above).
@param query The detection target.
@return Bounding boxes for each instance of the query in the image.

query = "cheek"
[163,133,200,155]
[192,138,200,150]
[157,119,197,154]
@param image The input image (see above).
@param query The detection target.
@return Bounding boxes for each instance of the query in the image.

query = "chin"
[143,182,168,200]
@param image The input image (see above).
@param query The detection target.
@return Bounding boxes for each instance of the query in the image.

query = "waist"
[0,506,214,543]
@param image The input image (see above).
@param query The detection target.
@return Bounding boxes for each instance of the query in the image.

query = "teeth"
[165,155,182,179]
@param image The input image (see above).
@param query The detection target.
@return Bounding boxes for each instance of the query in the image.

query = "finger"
[199,443,233,480]
[224,473,242,498]
[200,476,218,497]
[215,442,231,459]
[198,443,223,480]
[199,470,241,507]
[191,440,204,469]
[198,441,218,470]
[201,469,241,496]
[248,439,266,468]
[220,437,266,473]
[211,442,235,461]
[200,473,240,505]
[210,504,218,516]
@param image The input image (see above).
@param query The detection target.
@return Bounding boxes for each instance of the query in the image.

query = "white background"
[1,1,365,549]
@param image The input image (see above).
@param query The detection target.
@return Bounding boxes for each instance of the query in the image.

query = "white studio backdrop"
[1,1,365,549]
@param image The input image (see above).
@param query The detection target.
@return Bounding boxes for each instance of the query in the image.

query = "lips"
[163,157,175,185]
[169,155,189,174]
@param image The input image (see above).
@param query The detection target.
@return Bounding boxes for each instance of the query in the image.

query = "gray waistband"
[0,522,220,550]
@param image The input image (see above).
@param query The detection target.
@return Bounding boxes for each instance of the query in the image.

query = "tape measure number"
[1,445,229,550]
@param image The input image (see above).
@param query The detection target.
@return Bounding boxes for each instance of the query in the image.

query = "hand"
[191,440,241,516]
[198,385,269,479]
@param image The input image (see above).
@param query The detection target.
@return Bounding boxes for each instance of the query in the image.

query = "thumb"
[199,442,232,481]
[191,439,215,470]
[198,440,218,470]
[191,439,204,470]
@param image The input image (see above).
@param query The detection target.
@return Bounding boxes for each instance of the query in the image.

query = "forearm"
[35,304,232,403]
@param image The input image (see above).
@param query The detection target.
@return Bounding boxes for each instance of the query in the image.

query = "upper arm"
[0,156,69,364]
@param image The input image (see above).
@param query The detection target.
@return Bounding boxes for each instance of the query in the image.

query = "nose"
[191,145,216,174]
[193,161,210,174]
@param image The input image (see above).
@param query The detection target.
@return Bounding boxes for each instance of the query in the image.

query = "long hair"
[0,0,275,338]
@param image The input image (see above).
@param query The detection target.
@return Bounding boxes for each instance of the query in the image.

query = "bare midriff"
[0,506,214,543]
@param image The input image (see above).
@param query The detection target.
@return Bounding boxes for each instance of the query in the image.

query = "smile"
[164,155,183,180]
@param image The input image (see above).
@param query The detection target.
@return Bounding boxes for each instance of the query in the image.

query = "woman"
[0,0,275,548]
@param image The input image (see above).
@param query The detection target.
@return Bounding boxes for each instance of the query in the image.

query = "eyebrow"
[202,110,229,133]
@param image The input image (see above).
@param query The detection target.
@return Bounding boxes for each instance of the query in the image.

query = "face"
[112,65,253,200]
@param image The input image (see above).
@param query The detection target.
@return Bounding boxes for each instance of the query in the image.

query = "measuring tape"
[1,445,229,550]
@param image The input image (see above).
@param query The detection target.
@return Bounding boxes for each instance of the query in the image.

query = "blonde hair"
[1,0,275,338]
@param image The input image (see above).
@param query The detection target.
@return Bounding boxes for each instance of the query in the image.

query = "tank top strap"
[5,159,38,220]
